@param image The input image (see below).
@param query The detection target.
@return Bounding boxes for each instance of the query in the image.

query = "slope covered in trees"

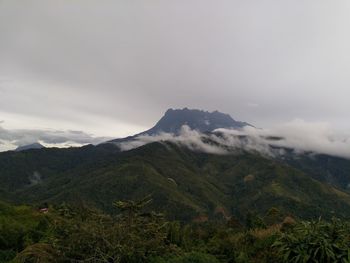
[1,142,350,221]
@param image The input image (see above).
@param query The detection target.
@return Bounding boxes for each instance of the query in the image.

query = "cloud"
[118,125,272,155]
[29,171,42,186]
[3,118,349,159]
[248,120,350,159]
[247,103,259,108]
[0,125,111,151]
[1,1,350,133]
[119,126,227,154]
[117,121,350,159]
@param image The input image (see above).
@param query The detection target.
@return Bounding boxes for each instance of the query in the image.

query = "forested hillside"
[1,142,350,221]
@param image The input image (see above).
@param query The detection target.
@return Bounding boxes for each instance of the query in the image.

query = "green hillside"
[284,153,350,190]
[1,142,350,221]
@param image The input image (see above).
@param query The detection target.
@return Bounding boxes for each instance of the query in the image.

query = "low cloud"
[118,120,350,159]
[235,119,350,159]
[119,126,227,154]
[0,125,111,151]
[3,119,350,159]
[29,171,42,186]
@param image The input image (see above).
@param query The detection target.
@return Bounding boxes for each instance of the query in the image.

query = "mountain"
[1,141,350,221]
[15,142,45,152]
[1,108,350,222]
[110,108,252,142]
[146,108,252,134]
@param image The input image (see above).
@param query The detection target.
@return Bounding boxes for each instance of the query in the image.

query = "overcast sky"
[1,0,350,150]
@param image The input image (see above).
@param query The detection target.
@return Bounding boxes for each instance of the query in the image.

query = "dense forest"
[1,197,350,263]
[2,142,350,262]
[2,142,350,222]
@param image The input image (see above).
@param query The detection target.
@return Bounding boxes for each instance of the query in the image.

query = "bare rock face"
[144,108,252,135]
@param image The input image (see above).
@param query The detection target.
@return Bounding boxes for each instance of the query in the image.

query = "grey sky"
[1,0,350,150]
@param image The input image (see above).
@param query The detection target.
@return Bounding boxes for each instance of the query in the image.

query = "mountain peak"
[15,143,45,152]
[144,108,252,135]
[109,108,252,143]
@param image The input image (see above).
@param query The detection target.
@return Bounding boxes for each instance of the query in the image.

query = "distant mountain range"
[1,108,350,222]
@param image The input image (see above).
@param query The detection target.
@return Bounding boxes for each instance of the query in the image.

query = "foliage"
[151,252,221,263]
[47,200,172,263]
[2,142,350,221]
[274,218,350,263]
[0,202,50,262]
[2,198,350,263]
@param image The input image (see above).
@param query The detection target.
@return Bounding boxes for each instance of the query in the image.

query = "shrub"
[273,218,350,263]
[154,252,220,263]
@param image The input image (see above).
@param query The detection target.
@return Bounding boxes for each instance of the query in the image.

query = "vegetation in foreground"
[1,198,350,263]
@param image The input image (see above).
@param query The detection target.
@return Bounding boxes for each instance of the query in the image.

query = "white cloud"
[253,119,350,158]
[0,124,111,151]
[1,1,350,131]
[118,121,350,159]
[247,103,259,108]
[119,126,227,154]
